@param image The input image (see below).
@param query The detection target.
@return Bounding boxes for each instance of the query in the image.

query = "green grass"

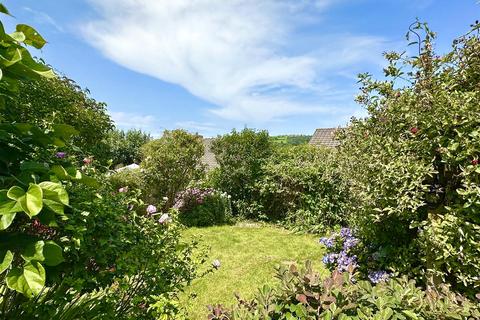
[180,222,327,319]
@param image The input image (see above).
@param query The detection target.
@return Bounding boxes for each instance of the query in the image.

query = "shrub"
[108,167,143,191]
[174,188,232,227]
[208,262,480,319]
[211,128,273,217]
[336,21,480,295]
[140,129,205,208]
[257,145,348,229]
[105,129,151,167]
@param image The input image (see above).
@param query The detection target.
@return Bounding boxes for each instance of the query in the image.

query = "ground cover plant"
[180,223,327,319]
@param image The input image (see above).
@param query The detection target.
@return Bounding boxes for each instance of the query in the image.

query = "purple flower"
[322,253,338,265]
[336,251,357,271]
[343,236,359,250]
[340,228,353,239]
[212,259,221,269]
[319,237,335,248]
[158,213,170,224]
[146,205,157,214]
[368,270,390,284]
[55,152,66,159]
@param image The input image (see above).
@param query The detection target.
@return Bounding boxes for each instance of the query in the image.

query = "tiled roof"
[309,128,340,147]
[201,138,218,170]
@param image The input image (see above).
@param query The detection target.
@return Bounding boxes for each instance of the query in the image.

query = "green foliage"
[211,128,273,217]
[105,129,151,167]
[0,6,203,319]
[257,145,348,229]
[270,135,312,146]
[337,22,480,295]
[140,129,205,208]
[3,76,113,162]
[108,167,142,191]
[174,188,232,227]
[209,262,480,319]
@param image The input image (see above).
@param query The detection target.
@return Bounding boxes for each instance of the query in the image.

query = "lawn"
[180,222,327,319]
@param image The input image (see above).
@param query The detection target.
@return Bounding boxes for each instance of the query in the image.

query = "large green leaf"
[23,184,43,217]
[20,161,49,173]
[52,124,79,140]
[51,165,69,180]
[21,241,45,262]
[7,186,25,200]
[43,199,64,215]
[43,241,64,266]
[0,212,16,230]
[16,24,46,49]
[0,250,13,274]
[6,261,45,298]
[39,181,68,205]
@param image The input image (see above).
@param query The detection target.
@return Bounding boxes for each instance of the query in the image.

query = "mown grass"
[180,222,327,319]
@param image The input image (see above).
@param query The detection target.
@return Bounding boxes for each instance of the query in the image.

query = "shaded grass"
[180,222,327,319]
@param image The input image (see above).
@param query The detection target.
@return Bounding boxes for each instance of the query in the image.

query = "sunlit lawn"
[180,222,327,319]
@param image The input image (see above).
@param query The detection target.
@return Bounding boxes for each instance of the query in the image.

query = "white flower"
[162,196,168,201]
[212,259,221,269]
[158,213,170,224]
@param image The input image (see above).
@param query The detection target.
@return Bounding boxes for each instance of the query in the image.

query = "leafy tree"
[270,134,312,146]
[140,129,204,208]
[106,129,151,167]
[211,128,273,217]
[3,76,113,163]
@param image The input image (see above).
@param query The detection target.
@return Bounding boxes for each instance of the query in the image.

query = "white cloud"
[109,111,163,136]
[83,0,385,122]
[174,121,221,136]
[23,7,64,32]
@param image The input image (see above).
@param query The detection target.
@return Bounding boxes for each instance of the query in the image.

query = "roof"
[309,128,340,147]
[201,138,218,170]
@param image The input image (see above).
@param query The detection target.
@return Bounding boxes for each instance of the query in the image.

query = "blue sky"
[3,0,479,137]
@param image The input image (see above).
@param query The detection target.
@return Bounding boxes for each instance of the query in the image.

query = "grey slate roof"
[201,138,218,170]
[309,128,340,147]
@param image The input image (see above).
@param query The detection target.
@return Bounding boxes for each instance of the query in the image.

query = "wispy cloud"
[109,111,163,136]
[174,121,221,136]
[82,0,386,123]
[23,7,64,32]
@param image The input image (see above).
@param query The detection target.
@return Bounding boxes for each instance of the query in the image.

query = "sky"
[3,0,479,137]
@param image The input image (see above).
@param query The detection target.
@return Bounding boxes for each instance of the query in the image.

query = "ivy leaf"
[43,241,64,266]
[0,250,13,274]
[6,261,45,298]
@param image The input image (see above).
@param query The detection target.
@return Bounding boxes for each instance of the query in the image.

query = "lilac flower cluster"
[173,188,216,212]
[368,270,390,283]
[320,228,359,272]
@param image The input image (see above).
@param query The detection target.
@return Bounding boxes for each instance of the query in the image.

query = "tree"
[140,129,204,208]
[211,128,273,216]
[3,76,113,163]
[105,129,152,167]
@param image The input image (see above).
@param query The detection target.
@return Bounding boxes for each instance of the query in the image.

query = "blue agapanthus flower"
[322,253,338,265]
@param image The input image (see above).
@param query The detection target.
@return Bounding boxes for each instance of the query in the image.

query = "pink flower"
[83,157,93,165]
[158,213,170,224]
[146,205,157,214]
[410,127,419,134]
[472,159,479,166]
[118,187,128,193]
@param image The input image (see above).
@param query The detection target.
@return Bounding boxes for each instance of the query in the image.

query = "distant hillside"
[270,135,312,146]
